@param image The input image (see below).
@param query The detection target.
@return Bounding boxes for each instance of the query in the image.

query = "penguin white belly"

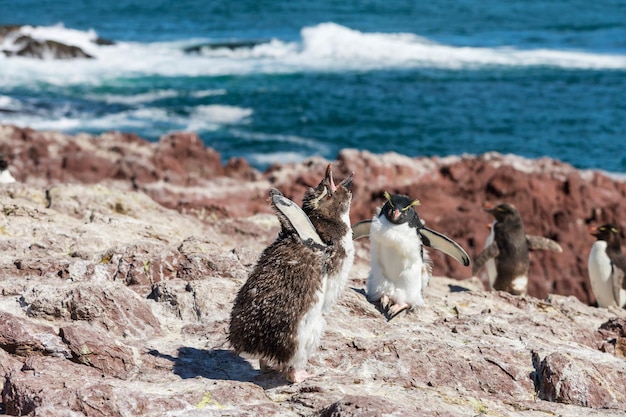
[367,216,428,307]
[484,222,497,289]
[0,169,15,184]
[322,210,355,313]
[510,275,528,294]
[588,241,617,308]
[291,285,326,371]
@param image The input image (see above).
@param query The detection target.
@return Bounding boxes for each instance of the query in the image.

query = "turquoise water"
[1,0,626,172]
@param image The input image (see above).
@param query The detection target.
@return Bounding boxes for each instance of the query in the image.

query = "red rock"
[59,323,137,379]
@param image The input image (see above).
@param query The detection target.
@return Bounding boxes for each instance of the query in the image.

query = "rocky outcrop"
[0,125,625,414]
[0,179,624,416]
[0,25,113,59]
[2,123,625,306]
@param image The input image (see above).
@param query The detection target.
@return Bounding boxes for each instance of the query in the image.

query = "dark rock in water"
[0,25,22,39]
[0,24,115,60]
[3,36,94,59]
[184,39,270,54]
[93,37,115,46]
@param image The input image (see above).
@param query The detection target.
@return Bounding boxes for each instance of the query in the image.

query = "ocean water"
[1,0,625,172]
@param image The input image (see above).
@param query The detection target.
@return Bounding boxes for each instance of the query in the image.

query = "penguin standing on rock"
[588,224,626,308]
[353,192,470,318]
[229,164,353,383]
[472,203,562,295]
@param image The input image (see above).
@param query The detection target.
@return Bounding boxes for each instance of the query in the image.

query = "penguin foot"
[287,368,314,384]
[380,294,391,310]
[388,302,410,318]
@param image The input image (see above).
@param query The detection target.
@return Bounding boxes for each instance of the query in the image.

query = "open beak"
[325,163,353,193]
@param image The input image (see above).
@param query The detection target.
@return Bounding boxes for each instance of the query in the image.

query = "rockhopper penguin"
[353,192,470,318]
[229,164,353,383]
[588,224,626,308]
[472,203,562,295]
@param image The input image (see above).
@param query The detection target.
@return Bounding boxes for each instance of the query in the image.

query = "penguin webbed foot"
[287,368,314,384]
[387,302,411,320]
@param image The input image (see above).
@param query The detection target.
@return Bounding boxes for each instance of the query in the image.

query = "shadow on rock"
[148,347,289,389]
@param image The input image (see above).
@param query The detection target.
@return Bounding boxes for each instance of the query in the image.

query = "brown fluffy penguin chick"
[230,165,354,383]
[228,188,329,384]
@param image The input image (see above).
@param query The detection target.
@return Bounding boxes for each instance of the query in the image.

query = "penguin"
[472,203,562,295]
[301,164,354,313]
[229,165,353,383]
[0,154,16,183]
[352,192,470,318]
[587,224,626,308]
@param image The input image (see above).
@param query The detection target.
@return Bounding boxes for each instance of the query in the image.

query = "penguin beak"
[483,202,495,214]
[589,225,598,236]
[392,209,401,221]
[325,163,353,192]
[340,173,354,190]
[325,164,337,194]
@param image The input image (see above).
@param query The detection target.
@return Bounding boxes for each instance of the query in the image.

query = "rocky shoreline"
[0,123,625,416]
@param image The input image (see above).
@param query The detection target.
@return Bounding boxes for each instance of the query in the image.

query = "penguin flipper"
[419,227,471,267]
[612,267,626,308]
[526,235,563,253]
[269,189,326,249]
[352,220,372,240]
[472,242,499,276]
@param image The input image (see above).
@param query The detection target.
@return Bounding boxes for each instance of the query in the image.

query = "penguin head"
[485,203,521,223]
[302,163,353,219]
[380,192,420,225]
[590,224,622,246]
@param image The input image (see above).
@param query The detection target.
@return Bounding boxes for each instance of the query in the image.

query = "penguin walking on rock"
[588,224,626,308]
[229,164,353,383]
[353,192,470,318]
[472,203,562,295]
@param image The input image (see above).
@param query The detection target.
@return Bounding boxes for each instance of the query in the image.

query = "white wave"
[190,89,227,98]
[229,130,331,154]
[0,95,21,111]
[0,104,252,134]
[185,105,253,132]
[1,22,626,88]
[89,89,180,105]
[247,151,311,167]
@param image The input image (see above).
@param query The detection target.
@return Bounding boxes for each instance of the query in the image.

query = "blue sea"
[1,0,626,173]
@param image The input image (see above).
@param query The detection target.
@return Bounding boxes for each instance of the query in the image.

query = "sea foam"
[2,22,626,89]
